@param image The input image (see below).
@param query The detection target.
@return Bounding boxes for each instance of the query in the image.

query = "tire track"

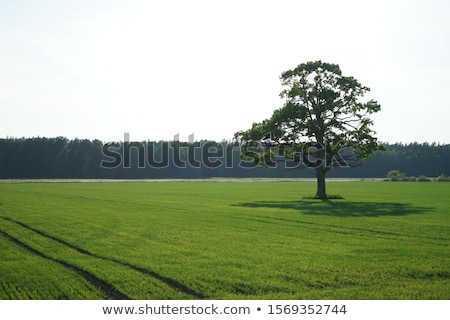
[0,229,129,300]
[0,216,204,298]
[237,215,448,246]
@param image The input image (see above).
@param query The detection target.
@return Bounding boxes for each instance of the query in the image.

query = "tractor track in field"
[0,229,129,300]
[0,216,204,299]
[237,215,448,246]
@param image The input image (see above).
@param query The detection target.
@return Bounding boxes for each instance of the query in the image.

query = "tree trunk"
[315,166,327,199]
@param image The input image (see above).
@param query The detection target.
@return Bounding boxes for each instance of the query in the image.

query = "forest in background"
[0,137,449,179]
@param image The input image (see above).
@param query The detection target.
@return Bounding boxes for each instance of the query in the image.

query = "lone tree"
[235,61,383,199]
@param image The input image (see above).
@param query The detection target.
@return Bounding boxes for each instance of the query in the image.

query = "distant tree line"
[385,169,450,182]
[0,137,449,179]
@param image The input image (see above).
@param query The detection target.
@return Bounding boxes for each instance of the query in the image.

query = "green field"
[0,180,448,299]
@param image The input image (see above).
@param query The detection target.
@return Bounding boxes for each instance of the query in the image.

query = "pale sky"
[1,0,449,143]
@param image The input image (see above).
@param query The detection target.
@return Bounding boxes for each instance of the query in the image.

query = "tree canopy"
[235,61,383,198]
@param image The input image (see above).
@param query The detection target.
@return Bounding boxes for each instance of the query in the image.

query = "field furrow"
[0,181,449,299]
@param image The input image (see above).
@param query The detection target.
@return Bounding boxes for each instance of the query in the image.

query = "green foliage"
[437,174,450,182]
[0,181,449,299]
[235,61,383,198]
[417,175,431,182]
[0,138,449,179]
[387,170,433,182]
[387,170,402,181]
[235,60,383,169]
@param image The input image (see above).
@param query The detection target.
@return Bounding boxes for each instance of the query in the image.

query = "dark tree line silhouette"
[0,137,449,179]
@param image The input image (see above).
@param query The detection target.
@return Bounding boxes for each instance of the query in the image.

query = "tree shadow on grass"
[234,200,434,217]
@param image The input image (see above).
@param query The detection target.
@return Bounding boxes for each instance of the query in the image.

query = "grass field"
[0,180,448,299]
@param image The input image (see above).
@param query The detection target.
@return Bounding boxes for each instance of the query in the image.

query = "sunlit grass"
[0,181,448,299]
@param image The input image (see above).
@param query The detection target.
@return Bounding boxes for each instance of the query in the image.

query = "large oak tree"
[235,61,383,199]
